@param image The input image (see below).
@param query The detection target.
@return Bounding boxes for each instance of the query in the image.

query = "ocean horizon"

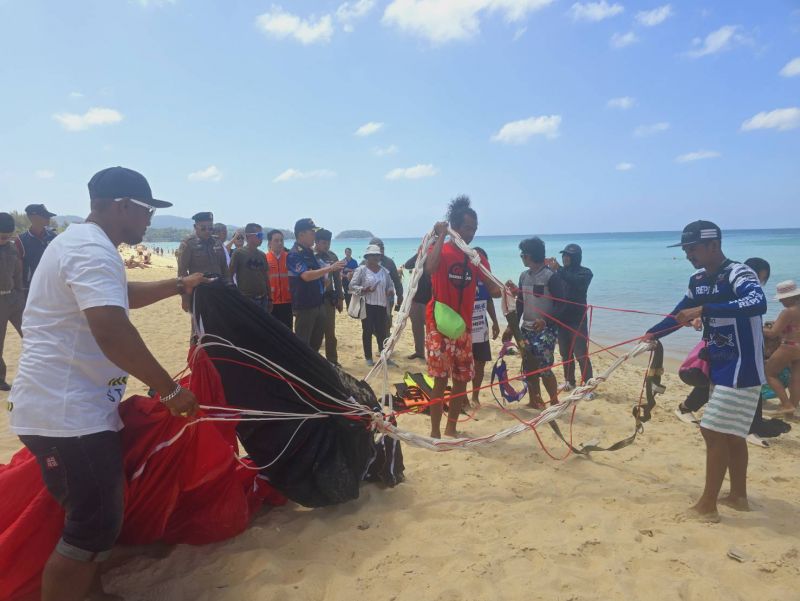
[147,227,799,361]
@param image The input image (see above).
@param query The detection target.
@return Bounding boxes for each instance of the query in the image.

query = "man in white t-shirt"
[9,166,209,601]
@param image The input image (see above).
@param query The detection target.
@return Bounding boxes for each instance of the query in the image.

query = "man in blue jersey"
[645,220,766,522]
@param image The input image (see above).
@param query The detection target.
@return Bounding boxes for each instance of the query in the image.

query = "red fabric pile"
[0,351,286,601]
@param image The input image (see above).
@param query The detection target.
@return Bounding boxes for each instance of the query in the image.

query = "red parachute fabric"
[0,350,286,601]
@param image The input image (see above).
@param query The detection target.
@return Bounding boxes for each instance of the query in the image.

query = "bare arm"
[84,306,198,416]
[424,221,448,275]
[764,309,794,338]
[128,273,211,310]
[300,262,344,282]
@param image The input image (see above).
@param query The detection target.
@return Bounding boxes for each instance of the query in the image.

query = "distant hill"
[151,215,194,229]
[336,230,374,240]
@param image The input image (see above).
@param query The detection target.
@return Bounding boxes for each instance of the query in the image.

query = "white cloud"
[633,121,669,137]
[610,31,638,48]
[607,96,636,109]
[513,26,528,41]
[675,150,720,163]
[686,25,747,58]
[779,57,800,78]
[570,1,623,22]
[255,6,334,45]
[373,144,399,156]
[188,165,223,182]
[52,107,123,131]
[386,164,439,180]
[741,107,800,132]
[615,162,634,171]
[337,0,375,32]
[35,169,55,179]
[636,4,672,26]
[382,0,554,44]
[491,115,561,144]
[273,168,337,182]
[69,91,84,99]
[355,121,384,136]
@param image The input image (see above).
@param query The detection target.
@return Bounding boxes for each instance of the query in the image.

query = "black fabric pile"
[192,281,404,507]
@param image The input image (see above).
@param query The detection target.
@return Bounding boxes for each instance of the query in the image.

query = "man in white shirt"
[9,166,208,601]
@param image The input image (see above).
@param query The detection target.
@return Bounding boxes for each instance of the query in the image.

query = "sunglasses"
[247,232,264,240]
[115,197,156,217]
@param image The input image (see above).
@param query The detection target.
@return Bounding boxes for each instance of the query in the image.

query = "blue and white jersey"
[649,260,766,388]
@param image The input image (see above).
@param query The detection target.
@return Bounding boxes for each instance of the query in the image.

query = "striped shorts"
[700,385,760,438]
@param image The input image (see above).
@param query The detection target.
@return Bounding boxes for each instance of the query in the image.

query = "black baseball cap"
[668,220,722,248]
[192,212,214,222]
[559,243,581,256]
[294,218,320,235]
[25,203,56,219]
[87,166,172,208]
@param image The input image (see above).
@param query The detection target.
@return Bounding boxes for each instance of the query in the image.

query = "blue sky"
[1,0,798,236]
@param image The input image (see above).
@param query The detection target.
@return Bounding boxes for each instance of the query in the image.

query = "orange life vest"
[266,250,291,304]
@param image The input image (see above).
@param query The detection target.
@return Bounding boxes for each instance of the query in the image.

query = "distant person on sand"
[363,237,403,331]
[470,247,500,407]
[0,212,24,392]
[20,203,57,293]
[762,280,800,416]
[287,218,345,352]
[315,228,344,366]
[213,223,231,266]
[342,247,358,305]
[229,223,271,313]
[349,244,396,367]
[505,237,567,409]
[177,211,228,312]
[547,243,594,392]
[404,245,432,360]
[9,167,207,601]
[266,229,293,330]
[425,196,501,438]
[645,220,766,522]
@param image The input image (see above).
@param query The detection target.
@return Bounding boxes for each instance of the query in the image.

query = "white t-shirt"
[9,223,129,437]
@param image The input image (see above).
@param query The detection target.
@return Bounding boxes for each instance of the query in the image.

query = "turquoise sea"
[150,229,800,359]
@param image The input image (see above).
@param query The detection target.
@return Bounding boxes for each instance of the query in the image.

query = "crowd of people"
[1,166,798,599]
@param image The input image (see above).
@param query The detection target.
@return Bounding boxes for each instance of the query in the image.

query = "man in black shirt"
[546,243,594,391]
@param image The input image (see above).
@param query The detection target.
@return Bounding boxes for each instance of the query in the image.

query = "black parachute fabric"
[192,281,404,507]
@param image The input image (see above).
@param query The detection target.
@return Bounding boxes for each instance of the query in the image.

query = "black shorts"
[472,340,492,362]
[19,430,124,562]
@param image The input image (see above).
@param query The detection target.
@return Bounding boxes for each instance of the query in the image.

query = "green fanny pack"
[434,301,466,339]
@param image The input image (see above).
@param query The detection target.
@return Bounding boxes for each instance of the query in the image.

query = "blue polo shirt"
[286,243,324,310]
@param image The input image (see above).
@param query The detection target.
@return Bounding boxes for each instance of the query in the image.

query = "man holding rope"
[425,196,501,438]
[645,220,766,522]
[9,167,208,601]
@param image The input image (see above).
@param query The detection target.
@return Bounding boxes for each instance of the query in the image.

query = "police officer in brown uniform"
[177,211,228,311]
[0,212,24,391]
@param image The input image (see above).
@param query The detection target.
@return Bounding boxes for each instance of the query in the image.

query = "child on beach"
[762,280,800,416]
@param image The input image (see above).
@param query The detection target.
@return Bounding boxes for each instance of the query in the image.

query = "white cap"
[774,280,800,301]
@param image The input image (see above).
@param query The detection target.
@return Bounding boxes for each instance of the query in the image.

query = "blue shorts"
[521,325,558,378]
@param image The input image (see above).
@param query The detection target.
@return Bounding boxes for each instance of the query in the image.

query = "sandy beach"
[2,255,798,601]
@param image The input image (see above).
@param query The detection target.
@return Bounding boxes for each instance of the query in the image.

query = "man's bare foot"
[526,396,545,410]
[679,504,720,523]
[430,429,441,439]
[718,495,751,512]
